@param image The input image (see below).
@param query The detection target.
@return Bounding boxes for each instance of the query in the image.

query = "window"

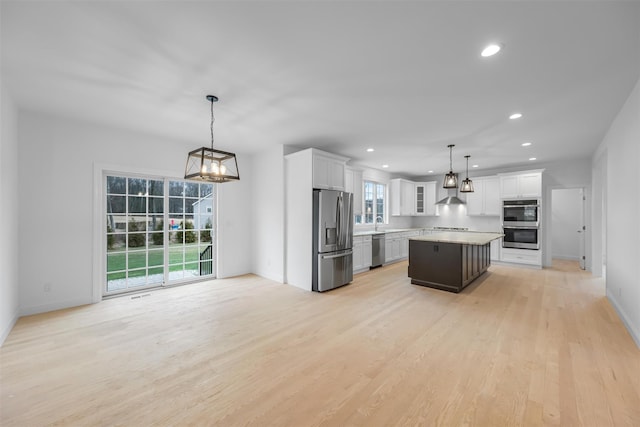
[356,181,386,225]
[105,174,215,296]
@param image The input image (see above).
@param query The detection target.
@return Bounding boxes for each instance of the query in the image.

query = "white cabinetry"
[384,230,421,263]
[345,167,363,216]
[490,238,501,262]
[285,148,350,291]
[414,182,437,216]
[385,233,402,263]
[499,170,543,199]
[501,247,542,267]
[312,151,348,191]
[390,179,416,216]
[353,235,372,273]
[466,176,500,216]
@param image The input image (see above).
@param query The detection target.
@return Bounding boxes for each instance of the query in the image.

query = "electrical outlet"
[44,283,52,292]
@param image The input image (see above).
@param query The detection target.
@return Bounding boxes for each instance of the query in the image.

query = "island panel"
[408,239,492,293]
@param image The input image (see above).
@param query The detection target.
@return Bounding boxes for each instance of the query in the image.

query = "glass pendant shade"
[460,178,474,193]
[442,144,458,188]
[443,172,458,188]
[459,154,474,193]
[184,95,240,183]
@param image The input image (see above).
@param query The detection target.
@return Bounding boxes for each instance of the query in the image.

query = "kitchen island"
[408,232,503,293]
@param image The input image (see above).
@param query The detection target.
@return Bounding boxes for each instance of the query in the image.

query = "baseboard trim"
[19,297,93,317]
[0,311,19,347]
[551,255,580,261]
[607,289,640,349]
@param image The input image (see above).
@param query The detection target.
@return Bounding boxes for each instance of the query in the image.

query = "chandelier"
[184,95,240,183]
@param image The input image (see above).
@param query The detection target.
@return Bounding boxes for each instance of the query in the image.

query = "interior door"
[578,188,586,270]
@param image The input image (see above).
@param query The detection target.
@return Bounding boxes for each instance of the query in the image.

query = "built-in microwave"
[502,226,539,250]
[503,199,539,227]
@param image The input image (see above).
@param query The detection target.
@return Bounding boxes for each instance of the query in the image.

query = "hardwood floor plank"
[1,260,639,426]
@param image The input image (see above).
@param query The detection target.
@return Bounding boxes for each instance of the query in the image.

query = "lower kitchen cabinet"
[353,235,372,273]
[385,235,402,263]
[490,238,501,262]
[501,247,541,267]
[385,230,422,264]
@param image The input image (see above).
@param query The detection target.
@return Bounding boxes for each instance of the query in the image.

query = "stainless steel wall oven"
[502,199,540,250]
[503,199,539,227]
[502,226,539,250]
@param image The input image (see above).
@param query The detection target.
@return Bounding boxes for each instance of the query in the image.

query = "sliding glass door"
[105,174,215,296]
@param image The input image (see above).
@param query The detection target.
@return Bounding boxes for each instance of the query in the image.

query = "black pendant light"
[443,144,458,189]
[184,95,240,183]
[460,155,474,193]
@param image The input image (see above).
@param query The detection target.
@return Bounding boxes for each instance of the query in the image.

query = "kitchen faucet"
[375,216,384,232]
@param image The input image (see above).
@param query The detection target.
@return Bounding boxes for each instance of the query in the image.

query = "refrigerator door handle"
[321,250,353,260]
[339,193,344,247]
[336,196,342,248]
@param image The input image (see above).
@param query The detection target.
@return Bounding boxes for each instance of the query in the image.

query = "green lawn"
[107,244,209,279]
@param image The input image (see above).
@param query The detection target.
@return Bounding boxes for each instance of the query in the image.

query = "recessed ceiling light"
[472,164,479,168]
[509,113,523,120]
[521,142,532,147]
[529,157,537,161]
[427,170,434,173]
[382,164,389,168]
[481,44,502,57]
[366,148,375,152]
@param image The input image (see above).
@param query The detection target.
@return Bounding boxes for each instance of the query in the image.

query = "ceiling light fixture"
[184,95,240,183]
[382,164,389,168]
[366,148,375,152]
[521,142,532,147]
[509,113,523,120]
[529,157,537,161]
[428,170,434,173]
[460,155,474,193]
[481,44,502,57]
[443,144,458,189]
[472,164,479,168]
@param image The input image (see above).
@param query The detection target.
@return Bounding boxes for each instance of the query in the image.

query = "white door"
[579,189,586,270]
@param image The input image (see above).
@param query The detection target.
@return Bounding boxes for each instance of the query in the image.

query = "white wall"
[594,76,640,347]
[216,167,253,279]
[251,144,284,282]
[551,188,582,260]
[18,111,252,315]
[0,83,20,345]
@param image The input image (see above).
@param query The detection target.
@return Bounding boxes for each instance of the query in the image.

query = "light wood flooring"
[1,260,639,426]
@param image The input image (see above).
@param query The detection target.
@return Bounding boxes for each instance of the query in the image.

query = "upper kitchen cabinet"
[414,182,437,216]
[390,178,415,216]
[345,167,363,216]
[466,176,500,216]
[499,170,544,199]
[312,150,349,191]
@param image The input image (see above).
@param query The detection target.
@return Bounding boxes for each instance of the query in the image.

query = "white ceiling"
[2,1,639,178]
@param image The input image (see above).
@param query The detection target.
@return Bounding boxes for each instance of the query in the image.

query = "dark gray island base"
[408,232,503,293]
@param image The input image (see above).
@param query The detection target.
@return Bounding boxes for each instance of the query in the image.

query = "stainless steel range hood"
[436,179,466,205]
[436,195,465,205]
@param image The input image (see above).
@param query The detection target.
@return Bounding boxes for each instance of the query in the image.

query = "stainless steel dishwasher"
[371,234,385,268]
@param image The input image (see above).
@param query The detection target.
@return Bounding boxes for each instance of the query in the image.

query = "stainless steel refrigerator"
[312,189,353,292]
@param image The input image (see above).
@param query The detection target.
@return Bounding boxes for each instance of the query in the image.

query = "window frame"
[96,165,218,300]
[356,180,387,225]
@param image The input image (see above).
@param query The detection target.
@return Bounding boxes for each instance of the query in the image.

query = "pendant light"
[443,144,458,188]
[460,155,474,193]
[184,95,240,183]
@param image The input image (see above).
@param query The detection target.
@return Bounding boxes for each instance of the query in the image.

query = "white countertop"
[410,231,504,245]
[353,228,423,237]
